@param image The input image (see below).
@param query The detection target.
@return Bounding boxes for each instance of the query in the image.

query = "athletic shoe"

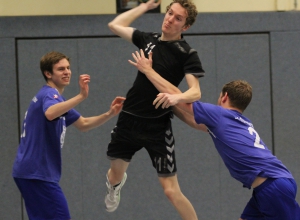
[105,172,127,212]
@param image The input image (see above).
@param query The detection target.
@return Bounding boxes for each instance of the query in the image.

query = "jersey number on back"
[248,127,265,149]
[20,111,28,138]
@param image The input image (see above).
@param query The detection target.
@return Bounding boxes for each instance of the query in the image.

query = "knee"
[107,169,124,184]
[163,187,181,202]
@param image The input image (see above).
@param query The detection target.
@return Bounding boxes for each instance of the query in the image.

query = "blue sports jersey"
[12,85,80,183]
[192,101,293,189]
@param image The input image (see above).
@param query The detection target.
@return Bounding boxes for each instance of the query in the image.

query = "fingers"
[153,93,177,109]
[135,50,141,59]
[128,50,142,66]
[140,49,145,58]
[111,97,126,107]
[115,96,126,103]
[149,52,153,62]
[79,74,90,84]
[153,93,168,109]
[128,59,136,66]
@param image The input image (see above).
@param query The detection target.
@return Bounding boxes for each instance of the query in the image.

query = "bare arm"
[72,96,126,132]
[108,0,161,42]
[45,74,90,121]
[129,49,201,107]
[172,104,207,132]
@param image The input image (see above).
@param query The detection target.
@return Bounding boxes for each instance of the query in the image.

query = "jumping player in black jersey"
[105,1,204,219]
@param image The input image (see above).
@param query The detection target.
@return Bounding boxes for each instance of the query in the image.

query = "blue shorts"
[14,178,71,220]
[240,178,300,220]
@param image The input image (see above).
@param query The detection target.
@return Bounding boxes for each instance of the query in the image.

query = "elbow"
[195,90,201,101]
[45,112,56,121]
[108,22,117,34]
[79,127,89,132]
[76,124,89,132]
[197,88,201,99]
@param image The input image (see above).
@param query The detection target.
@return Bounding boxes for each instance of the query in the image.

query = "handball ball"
[139,0,158,2]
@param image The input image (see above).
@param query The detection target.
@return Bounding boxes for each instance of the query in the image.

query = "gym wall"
[0,0,298,16]
[0,11,300,220]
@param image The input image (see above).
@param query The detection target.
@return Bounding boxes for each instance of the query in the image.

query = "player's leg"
[254,178,300,220]
[105,159,129,212]
[145,115,198,220]
[240,195,264,220]
[105,112,142,212]
[158,175,198,220]
[107,159,129,186]
[14,178,71,220]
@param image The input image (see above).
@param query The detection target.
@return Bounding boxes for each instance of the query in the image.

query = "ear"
[221,92,228,103]
[182,24,190,32]
[44,71,52,79]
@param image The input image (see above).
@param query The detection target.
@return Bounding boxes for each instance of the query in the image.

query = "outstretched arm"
[72,96,126,132]
[172,104,207,132]
[108,0,161,42]
[45,74,90,121]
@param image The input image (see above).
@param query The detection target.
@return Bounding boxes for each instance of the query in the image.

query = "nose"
[167,15,174,23]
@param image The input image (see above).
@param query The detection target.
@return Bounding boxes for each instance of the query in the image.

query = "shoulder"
[133,29,159,38]
[170,39,198,56]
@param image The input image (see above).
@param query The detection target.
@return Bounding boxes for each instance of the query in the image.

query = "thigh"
[240,196,265,220]
[255,178,300,220]
[14,178,71,220]
[144,118,177,177]
[107,112,143,161]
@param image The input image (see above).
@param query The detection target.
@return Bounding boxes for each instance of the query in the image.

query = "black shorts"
[107,111,177,177]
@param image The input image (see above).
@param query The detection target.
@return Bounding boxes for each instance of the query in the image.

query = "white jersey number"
[248,127,265,149]
[20,111,28,138]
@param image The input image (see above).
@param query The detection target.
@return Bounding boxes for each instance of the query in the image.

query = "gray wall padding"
[1,12,300,220]
[0,38,21,220]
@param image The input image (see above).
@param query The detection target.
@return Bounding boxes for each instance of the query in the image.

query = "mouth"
[163,23,171,29]
[62,77,70,82]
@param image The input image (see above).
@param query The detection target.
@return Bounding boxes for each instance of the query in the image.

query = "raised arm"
[108,0,161,42]
[45,74,90,121]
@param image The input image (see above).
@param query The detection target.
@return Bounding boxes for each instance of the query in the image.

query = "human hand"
[109,96,126,116]
[141,0,161,11]
[79,74,90,99]
[128,49,153,74]
[153,93,180,109]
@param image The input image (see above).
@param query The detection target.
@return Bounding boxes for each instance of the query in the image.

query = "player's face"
[161,3,189,40]
[49,58,71,88]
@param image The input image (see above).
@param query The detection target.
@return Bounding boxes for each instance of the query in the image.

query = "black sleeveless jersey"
[122,30,205,118]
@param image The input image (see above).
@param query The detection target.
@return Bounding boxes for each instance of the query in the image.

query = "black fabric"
[122,30,205,118]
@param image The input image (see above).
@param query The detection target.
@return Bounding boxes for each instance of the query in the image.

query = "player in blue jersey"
[149,79,300,220]
[105,0,204,219]
[12,51,125,220]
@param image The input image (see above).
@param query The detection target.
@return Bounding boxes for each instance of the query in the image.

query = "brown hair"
[166,0,198,27]
[40,51,70,81]
[221,80,252,112]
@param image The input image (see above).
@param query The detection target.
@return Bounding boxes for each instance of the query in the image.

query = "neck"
[161,33,182,41]
[228,107,243,113]
[46,82,63,94]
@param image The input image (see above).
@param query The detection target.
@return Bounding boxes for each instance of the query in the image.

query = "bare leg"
[158,174,198,220]
[107,159,129,185]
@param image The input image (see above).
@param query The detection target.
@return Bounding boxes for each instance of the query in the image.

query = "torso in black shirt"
[123,29,205,118]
